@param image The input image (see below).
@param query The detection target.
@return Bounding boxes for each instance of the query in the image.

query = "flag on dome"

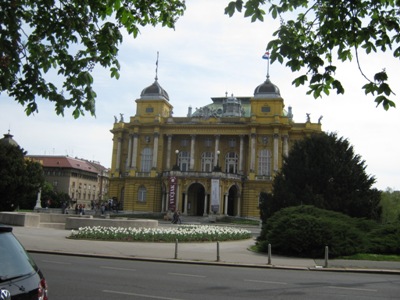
[262,51,270,60]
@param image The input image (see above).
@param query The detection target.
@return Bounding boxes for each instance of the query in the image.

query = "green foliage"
[380,188,400,224]
[0,0,185,117]
[225,0,399,109]
[368,222,400,255]
[0,143,45,210]
[266,132,381,220]
[258,206,373,258]
[40,188,72,209]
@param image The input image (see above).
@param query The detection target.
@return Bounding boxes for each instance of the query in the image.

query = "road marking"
[244,279,288,285]
[329,286,377,292]
[168,272,206,278]
[103,290,183,300]
[41,260,71,265]
[100,266,136,271]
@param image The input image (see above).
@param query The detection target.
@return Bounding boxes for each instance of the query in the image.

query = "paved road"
[32,252,400,300]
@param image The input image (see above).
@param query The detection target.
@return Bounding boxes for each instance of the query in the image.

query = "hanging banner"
[211,178,220,213]
[169,176,177,211]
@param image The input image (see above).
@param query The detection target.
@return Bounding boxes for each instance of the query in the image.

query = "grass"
[340,253,400,262]
[249,244,400,262]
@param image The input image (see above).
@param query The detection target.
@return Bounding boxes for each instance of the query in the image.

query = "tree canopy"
[1,0,185,118]
[0,143,45,211]
[263,132,381,220]
[225,0,400,110]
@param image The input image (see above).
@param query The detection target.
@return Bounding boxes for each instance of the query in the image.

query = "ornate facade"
[109,75,322,218]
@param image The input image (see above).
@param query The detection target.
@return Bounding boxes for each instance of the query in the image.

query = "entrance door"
[187,183,205,216]
[227,185,238,216]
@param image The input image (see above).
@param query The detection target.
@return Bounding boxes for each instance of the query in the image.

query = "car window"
[0,232,37,280]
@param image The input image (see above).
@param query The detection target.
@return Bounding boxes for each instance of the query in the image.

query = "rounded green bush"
[258,206,369,258]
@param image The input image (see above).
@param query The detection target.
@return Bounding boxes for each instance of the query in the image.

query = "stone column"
[183,193,188,215]
[239,135,244,173]
[203,194,208,216]
[166,135,172,169]
[126,134,133,169]
[250,133,256,172]
[131,134,138,169]
[214,135,220,168]
[224,194,228,215]
[273,133,279,172]
[190,135,196,170]
[236,194,241,217]
[152,132,159,169]
[116,137,122,172]
[283,135,289,157]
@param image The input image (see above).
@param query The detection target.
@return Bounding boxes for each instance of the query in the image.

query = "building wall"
[109,80,322,218]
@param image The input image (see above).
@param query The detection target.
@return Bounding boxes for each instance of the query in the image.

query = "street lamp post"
[214,150,221,171]
[172,149,180,171]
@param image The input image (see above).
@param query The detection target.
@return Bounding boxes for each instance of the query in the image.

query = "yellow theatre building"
[108,73,322,218]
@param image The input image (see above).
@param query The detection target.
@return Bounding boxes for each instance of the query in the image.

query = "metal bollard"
[217,241,220,262]
[174,239,178,259]
[324,246,329,268]
[267,243,272,265]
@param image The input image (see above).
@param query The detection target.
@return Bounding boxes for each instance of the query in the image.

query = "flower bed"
[69,225,252,242]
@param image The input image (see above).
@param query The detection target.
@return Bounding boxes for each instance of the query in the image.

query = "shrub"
[258,206,369,258]
[367,222,400,255]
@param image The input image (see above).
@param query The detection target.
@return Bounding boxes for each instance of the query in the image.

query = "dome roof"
[0,132,19,147]
[254,78,281,98]
[140,80,169,101]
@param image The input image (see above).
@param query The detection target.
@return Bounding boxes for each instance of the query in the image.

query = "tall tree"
[0,143,45,210]
[225,0,399,110]
[1,0,185,118]
[266,132,381,220]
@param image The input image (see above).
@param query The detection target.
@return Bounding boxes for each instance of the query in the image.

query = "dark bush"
[367,223,400,255]
[258,206,370,258]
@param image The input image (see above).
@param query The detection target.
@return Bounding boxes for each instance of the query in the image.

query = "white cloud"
[1,0,399,190]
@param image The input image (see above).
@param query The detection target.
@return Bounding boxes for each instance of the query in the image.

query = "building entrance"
[187,183,205,216]
[227,185,238,216]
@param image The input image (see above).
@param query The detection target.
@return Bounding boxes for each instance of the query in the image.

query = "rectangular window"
[228,138,236,148]
[204,138,212,147]
[146,107,154,113]
[180,139,189,147]
[261,106,271,113]
[138,187,147,203]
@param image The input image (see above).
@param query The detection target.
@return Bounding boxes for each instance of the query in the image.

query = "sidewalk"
[11,221,400,274]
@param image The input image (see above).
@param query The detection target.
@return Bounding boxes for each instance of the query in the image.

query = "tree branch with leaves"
[225,0,399,109]
[0,0,186,118]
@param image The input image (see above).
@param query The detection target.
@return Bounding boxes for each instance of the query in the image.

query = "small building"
[27,155,109,207]
[109,74,322,218]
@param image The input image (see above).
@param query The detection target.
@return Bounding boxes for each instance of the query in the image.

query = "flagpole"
[262,50,270,80]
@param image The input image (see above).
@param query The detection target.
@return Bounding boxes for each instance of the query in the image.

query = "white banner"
[211,179,220,213]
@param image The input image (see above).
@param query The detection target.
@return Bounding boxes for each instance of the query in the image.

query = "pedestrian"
[172,210,178,224]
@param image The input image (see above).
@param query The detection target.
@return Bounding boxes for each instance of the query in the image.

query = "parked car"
[0,225,48,300]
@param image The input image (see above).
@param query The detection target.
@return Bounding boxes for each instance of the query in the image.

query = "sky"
[1,1,399,191]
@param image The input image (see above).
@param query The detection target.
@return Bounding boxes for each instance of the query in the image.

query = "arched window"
[138,186,147,203]
[178,151,190,171]
[258,149,271,176]
[201,152,214,172]
[225,152,238,174]
[140,148,152,172]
